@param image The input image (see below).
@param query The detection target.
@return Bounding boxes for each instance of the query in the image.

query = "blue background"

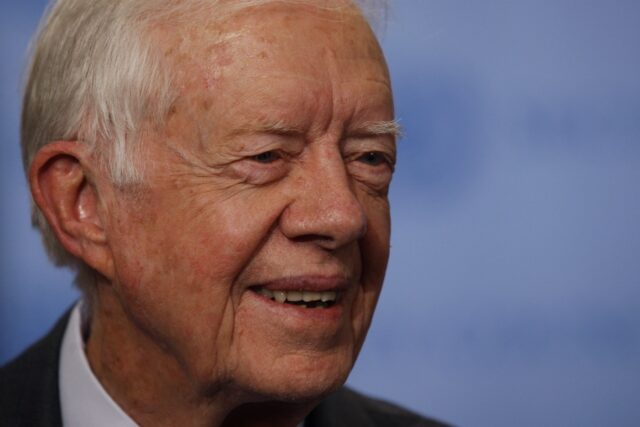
[2,1,639,426]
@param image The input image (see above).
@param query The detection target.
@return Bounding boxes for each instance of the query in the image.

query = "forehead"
[157,1,388,89]
[216,2,383,57]
[153,1,392,141]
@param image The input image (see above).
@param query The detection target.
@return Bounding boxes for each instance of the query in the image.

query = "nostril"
[280,199,367,247]
[292,234,330,244]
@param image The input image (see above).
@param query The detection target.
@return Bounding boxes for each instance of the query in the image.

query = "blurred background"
[1,1,639,426]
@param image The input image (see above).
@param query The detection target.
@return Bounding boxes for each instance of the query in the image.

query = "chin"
[232,347,356,404]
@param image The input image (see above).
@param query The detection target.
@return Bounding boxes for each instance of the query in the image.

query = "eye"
[357,151,390,167]
[251,150,282,164]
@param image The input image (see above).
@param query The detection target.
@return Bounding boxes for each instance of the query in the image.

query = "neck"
[85,284,313,427]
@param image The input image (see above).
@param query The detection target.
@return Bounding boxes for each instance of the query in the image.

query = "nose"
[279,149,367,250]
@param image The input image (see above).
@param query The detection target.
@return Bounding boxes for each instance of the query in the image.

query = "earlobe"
[29,141,114,279]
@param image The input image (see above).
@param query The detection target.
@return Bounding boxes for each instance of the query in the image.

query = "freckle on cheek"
[201,98,212,111]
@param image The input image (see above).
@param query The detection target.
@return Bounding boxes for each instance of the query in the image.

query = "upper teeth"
[257,288,337,303]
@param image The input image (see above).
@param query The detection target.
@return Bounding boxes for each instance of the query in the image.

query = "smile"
[253,288,339,308]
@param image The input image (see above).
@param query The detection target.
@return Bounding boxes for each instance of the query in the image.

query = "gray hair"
[21,0,388,297]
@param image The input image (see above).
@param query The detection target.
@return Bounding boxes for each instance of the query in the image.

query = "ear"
[29,141,114,280]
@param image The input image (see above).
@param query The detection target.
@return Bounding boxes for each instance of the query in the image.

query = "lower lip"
[244,289,345,325]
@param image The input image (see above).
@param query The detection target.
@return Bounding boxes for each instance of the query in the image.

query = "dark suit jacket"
[0,311,449,426]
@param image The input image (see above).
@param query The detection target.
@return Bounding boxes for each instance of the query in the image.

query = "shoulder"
[308,386,452,427]
[0,310,70,426]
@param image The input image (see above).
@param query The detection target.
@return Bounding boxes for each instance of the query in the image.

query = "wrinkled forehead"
[163,0,371,40]
[151,0,386,90]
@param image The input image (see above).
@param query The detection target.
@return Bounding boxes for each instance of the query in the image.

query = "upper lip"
[251,275,350,292]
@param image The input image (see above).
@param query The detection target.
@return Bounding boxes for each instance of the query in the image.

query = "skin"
[30,2,396,426]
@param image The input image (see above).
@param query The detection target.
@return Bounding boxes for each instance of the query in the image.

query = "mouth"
[243,276,349,336]
[251,287,339,309]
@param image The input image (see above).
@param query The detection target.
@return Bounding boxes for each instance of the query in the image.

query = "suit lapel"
[0,308,72,427]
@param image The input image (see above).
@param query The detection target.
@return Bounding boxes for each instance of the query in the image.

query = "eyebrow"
[254,119,303,135]
[229,120,304,138]
[352,120,403,139]
[230,119,403,139]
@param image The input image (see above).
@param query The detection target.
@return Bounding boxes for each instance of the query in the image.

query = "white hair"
[21,0,389,297]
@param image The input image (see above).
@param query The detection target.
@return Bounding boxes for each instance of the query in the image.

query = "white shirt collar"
[59,302,138,427]
[59,302,305,427]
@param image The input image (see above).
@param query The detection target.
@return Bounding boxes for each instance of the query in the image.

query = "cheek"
[146,187,283,277]
[107,188,286,323]
[356,221,388,314]
[362,198,391,279]
[179,195,285,282]
[349,198,390,347]
[104,198,284,382]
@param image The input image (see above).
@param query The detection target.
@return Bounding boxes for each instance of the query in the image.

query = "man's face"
[102,3,395,401]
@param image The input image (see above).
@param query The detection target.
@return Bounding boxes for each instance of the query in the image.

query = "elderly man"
[1,0,447,425]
